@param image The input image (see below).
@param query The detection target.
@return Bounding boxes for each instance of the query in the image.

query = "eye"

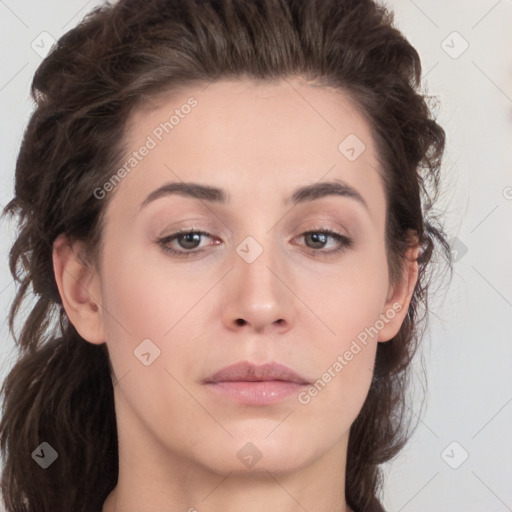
[156,229,218,258]
[156,227,353,259]
[294,228,353,256]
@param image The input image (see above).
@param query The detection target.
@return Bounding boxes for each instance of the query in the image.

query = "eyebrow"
[139,179,368,211]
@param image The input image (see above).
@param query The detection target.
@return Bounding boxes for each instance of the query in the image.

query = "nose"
[220,236,296,335]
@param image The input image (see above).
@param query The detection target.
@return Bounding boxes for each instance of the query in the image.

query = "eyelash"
[156,227,353,259]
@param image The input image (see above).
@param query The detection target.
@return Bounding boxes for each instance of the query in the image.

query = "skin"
[53,77,419,512]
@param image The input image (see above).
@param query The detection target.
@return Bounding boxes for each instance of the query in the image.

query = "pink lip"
[204,361,309,384]
[202,361,310,405]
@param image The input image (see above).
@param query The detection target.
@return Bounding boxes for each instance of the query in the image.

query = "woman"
[0,0,452,511]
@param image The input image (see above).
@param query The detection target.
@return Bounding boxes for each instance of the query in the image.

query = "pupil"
[309,233,326,248]
[181,233,200,249]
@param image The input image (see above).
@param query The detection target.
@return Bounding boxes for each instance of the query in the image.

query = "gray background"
[1,1,511,511]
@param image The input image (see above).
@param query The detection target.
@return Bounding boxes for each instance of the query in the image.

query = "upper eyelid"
[160,225,347,237]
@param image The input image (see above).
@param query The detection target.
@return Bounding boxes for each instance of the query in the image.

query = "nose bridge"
[235,227,282,300]
[233,200,278,273]
[221,218,295,332]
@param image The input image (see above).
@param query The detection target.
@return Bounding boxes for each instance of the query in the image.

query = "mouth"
[202,361,310,405]
[203,361,310,385]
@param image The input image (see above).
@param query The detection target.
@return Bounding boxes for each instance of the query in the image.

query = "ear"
[52,233,106,345]
[378,238,420,342]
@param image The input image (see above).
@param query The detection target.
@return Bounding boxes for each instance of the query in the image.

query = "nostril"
[235,319,246,326]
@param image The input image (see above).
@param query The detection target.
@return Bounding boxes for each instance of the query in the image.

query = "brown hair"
[0,0,452,511]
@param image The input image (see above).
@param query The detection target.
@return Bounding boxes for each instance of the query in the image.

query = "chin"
[190,431,324,476]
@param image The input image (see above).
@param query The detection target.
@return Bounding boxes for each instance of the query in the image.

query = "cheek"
[303,247,389,339]
[296,247,388,411]
[98,257,206,441]
[297,295,379,430]
[98,249,213,397]
[100,246,205,338]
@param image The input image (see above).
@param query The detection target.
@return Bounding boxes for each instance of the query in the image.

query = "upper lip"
[203,361,310,385]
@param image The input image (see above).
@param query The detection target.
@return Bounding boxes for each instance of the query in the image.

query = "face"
[56,77,415,478]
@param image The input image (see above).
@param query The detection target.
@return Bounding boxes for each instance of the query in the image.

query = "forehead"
[106,77,385,222]
[126,77,377,159]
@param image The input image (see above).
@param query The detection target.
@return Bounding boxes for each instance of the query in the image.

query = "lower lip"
[204,380,308,405]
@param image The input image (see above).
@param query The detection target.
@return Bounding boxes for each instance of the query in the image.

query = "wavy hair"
[0,0,452,511]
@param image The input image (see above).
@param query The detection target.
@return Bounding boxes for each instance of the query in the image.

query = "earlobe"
[378,241,420,342]
[52,234,105,344]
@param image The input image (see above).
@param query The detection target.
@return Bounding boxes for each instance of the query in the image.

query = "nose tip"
[227,288,290,334]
